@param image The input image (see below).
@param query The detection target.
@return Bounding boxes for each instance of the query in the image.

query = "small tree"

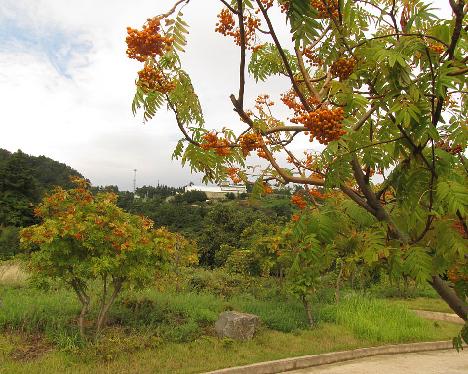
[281,208,337,326]
[20,178,170,339]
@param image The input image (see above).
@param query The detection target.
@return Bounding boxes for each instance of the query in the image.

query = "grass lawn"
[386,297,454,314]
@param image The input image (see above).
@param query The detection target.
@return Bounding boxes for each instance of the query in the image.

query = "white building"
[184,184,247,199]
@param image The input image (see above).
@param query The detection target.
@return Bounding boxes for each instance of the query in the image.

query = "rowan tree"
[126,0,467,333]
[20,178,174,339]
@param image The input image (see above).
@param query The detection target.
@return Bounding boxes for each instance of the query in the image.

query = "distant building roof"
[185,184,246,193]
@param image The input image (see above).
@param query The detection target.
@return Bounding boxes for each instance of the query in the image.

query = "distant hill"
[0,149,83,227]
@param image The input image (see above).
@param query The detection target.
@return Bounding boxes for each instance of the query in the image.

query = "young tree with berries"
[20,178,185,339]
[125,0,467,331]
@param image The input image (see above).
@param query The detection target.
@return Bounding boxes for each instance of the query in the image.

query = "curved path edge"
[205,341,458,374]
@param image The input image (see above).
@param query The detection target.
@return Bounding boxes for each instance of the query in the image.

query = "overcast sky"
[0,1,452,190]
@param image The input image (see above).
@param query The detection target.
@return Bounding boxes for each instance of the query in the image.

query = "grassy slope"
[386,297,454,314]
[0,283,461,374]
[0,321,460,374]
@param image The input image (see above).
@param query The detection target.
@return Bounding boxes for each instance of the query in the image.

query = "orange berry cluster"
[256,148,269,159]
[201,132,231,156]
[310,0,339,19]
[281,89,319,116]
[215,8,260,48]
[330,57,356,80]
[226,167,242,184]
[292,107,346,144]
[258,0,274,10]
[303,46,324,66]
[255,94,274,106]
[279,1,289,13]
[429,43,445,54]
[436,140,463,155]
[262,183,273,194]
[308,188,328,199]
[215,8,235,36]
[291,194,307,209]
[239,133,263,157]
[453,221,467,237]
[126,17,173,62]
[137,65,176,93]
[447,263,468,283]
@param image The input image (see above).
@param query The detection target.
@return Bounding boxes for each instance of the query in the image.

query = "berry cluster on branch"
[126,18,173,62]
[292,107,346,144]
[436,140,463,155]
[215,8,261,49]
[226,167,242,184]
[330,57,356,80]
[137,65,176,93]
[310,0,339,19]
[239,133,263,157]
[201,132,231,156]
[291,194,307,209]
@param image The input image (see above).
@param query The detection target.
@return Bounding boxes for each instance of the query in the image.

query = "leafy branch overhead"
[125,0,468,327]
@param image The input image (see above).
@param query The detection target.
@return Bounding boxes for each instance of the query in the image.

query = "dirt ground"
[285,349,468,374]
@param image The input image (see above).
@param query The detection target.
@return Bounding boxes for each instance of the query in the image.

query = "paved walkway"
[285,349,468,374]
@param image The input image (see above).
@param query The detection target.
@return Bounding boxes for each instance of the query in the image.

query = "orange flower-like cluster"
[126,17,173,62]
[137,65,176,93]
[259,0,274,10]
[281,89,319,116]
[292,107,346,144]
[429,43,445,54]
[239,133,263,157]
[255,94,274,106]
[201,132,231,156]
[291,214,300,222]
[308,188,328,199]
[447,263,468,283]
[303,46,324,66]
[310,0,339,19]
[453,221,467,237]
[291,194,307,209]
[436,140,463,155]
[215,8,235,35]
[262,183,273,194]
[256,148,269,159]
[215,8,261,48]
[226,167,242,184]
[330,57,356,80]
[280,1,289,13]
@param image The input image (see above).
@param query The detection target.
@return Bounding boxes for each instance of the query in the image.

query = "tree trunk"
[95,278,123,337]
[430,275,467,321]
[335,263,343,304]
[343,157,468,320]
[70,279,90,340]
[78,299,90,339]
[302,296,314,327]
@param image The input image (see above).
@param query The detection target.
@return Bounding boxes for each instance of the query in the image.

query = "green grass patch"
[386,297,453,314]
[318,294,458,344]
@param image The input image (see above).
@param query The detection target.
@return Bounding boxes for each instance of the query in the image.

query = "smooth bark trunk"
[430,275,467,321]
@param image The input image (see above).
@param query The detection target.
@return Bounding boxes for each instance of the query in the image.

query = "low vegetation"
[0,265,461,373]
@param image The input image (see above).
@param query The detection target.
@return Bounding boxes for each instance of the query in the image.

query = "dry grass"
[0,263,27,285]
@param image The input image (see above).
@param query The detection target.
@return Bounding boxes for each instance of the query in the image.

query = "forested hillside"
[0,149,83,257]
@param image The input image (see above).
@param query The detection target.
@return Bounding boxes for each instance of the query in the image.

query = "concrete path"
[285,349,468,374]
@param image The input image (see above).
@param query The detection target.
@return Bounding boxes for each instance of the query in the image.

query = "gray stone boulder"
[215,311,260,340]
